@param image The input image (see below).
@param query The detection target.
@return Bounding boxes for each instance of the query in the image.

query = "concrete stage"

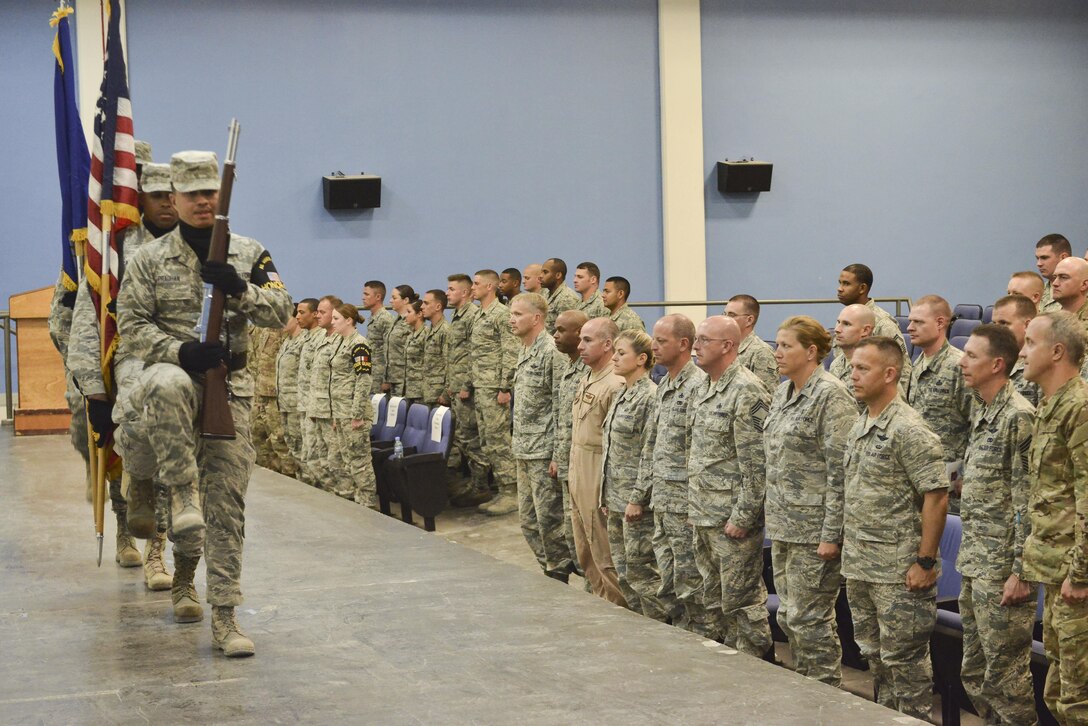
[0,433,920,724]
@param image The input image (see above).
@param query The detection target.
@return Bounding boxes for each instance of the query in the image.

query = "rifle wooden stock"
[200,124,239,440]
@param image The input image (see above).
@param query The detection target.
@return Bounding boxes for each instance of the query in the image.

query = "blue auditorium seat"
[952,304,983,320]
[390,405,454,531]
[949,335,970,351]
[895,315,910,334]
[370,394,388,441]
[650,364,668,384]
[949,318,982,339]
[373,395,408,444]
[937,514,962,603]
[982,305,993,324]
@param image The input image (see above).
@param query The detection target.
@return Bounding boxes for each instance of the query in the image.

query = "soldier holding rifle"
[118,139,292,657]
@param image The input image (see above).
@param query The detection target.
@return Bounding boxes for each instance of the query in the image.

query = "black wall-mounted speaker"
[322,174,381,210]
[717,161,772,194]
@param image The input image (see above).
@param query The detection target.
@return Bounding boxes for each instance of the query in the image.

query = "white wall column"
[74,0,128,149]
[658,0,707,322]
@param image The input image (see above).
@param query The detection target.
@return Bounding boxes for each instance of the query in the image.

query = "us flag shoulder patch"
[250,252,285,290]
[352,341,372,375]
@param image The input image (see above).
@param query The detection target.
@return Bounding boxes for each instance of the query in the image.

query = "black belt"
[230,352,247,371]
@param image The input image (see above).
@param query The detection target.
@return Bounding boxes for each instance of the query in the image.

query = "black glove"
[86,398,115,448]
[200,261,247,297]
[178,340,228,373]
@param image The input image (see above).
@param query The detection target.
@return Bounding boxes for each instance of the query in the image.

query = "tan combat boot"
[115,511,143,567]
[124,471,156,539]
[479,487,517,516]
[143,532,172,591]
[170,482,205,536]
[212,606,255,658]
[171,554,204,623]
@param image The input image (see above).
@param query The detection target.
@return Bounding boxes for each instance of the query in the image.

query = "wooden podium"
[9,286,70,435]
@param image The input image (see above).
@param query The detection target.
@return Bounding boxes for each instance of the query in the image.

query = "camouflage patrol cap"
[140,163,172,194]
[134,140,153,165]
[170,151,220,193]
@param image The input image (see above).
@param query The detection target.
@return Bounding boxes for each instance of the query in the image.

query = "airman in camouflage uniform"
[578,291,609,319]
[688,316,772,654]
[402,313,426,404]
[602,276,645,333]
[1020,312,1088,723]
[276,318,305,477]
[635,315,705,630]
[48,270,92,498]
[601,342,670,621]
[247,324,289,472]
[326,305,376,506]
[724,295,780,394]
[444,275,488,504]
[541,258,582,333]
[764,318,856,686]
[470,271,520,515]
[956,325,1038,725]
[842,338,947,720]
[118,150,293,656]
[362,282,393,395]
[296,322,328,485]
[833,264,913,382]
[1035,234,1071,314]
[550,310,589,574]
[420,290,450,408]
[304,298,343,491]
[906,296,973,513]
[383,314,410,396]
[610,305,644,333]
[510,294,572,578]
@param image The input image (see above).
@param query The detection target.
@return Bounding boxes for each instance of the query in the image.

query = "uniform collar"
[974,381,1012,426]
[916,339,952,373]
[859,396,903,435]
[783,365,824,406]
[587,362,616,383]
[609,304,628,320]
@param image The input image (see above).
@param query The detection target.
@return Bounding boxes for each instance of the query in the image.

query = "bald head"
[554,309,589,356]
[1052,256,1088,308]
[835,303,876,349]
[578,317,620,371]
[522,263,543,293]
[693,315,742,377]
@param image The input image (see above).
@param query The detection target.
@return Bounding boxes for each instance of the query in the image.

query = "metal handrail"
[628,297,913,316]
[1,310,14,424]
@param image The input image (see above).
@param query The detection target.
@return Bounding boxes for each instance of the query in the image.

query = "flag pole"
[93,216,112,566]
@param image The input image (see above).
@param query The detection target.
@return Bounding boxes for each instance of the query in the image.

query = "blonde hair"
[779,315,832,361]
[616,330,654,370]
[334,302,365,325]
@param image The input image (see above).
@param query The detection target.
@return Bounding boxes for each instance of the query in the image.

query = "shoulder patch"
[250,251,285,290]
[352,341,372,375]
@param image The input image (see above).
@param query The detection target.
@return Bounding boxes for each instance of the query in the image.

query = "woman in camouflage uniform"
[763,316,857,686]
[327,303,377,507]
[600,330,670,621]
[402,300,426,404]
[382,285,417,396]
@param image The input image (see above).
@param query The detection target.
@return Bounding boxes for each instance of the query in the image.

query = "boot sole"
[172,514,205,536]
[174,610,204,623]
[146,576,172,591]
[127,513,156,539]
[217,643,255,658]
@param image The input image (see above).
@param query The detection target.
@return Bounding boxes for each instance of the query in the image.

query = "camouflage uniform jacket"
[48,270,76,359]
[403,324,426,400]
[306,332,340,419]
[906,340,972,464]
[1022,376,1088,586]
[446,302,479,394]
[635,359,707,513]
[841,398,947,584]
[470,299,518,390]
[1073,300,1088,381]
[578,290,609,319]
[512,331,557,460]
[736,333,780,394]
[383,316,410,394]
[601,375,657,511]
[366,307,394,394]
[248,325,286,398]
[959,382,1034,580]
[328,332,374,421]
[832,300,913,382]
[551,354,587,478]
[276,332,305,413]
[117,227,291,399]
[1009,359,1040,408]
[765,367,857,545]
[421,318,449,404]
[544,284,581,332]
[296,327,325,414]
[687,363,770,529]
[610,304,645,332]
[828,352,862,410]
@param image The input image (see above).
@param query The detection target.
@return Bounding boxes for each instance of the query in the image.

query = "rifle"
[199,119,240,440]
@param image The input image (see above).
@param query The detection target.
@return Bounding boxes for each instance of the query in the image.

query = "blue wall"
[702,0,1088,337]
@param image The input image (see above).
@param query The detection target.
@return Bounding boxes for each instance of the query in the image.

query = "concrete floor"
[2,433,940,725]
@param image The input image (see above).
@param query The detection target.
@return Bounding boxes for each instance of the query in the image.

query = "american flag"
[85,0,139,392]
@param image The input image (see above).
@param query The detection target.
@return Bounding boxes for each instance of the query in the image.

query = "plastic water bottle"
[392,437,404,460]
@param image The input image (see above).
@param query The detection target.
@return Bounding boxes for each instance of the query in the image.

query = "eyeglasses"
[694,336,727,345]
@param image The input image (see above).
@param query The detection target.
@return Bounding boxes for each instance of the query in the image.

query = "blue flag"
[52,6,90,296]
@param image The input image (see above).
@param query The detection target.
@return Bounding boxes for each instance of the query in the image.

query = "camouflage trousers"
[516,458,573,575]
[298,414,321,485]
[126,363,255,606]
[651,511,706,633]
[606,510,673,621]
[569,445,625,607]
[694,525,771,655]
[473,389,516,492]
[771,540,843,685]
[557,475,578,571]
[1041,582,1088,724]
[846,578,936,720]
[310,417,345,491]
[65,376,90,466]
[447,394,485,485]
[959,576,1037,725]
[252,395,292,475]
[281,411,302,477]
[328,418,377,507]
